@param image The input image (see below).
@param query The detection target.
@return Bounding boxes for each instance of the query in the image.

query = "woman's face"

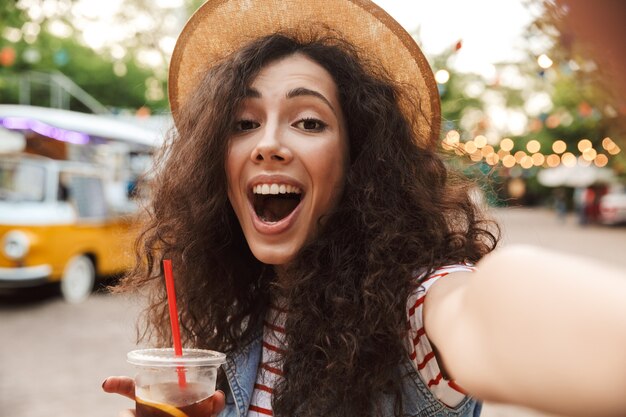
[226,53,348,265]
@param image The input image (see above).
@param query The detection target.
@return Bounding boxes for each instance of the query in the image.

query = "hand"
[102,376,226,417]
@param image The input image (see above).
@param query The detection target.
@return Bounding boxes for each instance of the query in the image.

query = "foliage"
[522,0,625,174]
[0,0,170,112]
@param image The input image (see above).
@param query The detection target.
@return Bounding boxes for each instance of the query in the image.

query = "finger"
[119,409,135,417]
[211,390,226,414]
[201,389,226,415]
[102,376,136,400]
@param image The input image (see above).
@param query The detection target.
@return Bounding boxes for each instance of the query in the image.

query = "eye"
[235,119,260,132]
[294,117,327,132]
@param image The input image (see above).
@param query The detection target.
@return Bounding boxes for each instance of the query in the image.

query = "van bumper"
[0,264,52,287]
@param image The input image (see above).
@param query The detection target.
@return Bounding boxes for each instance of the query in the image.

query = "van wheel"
[60,255,95,303]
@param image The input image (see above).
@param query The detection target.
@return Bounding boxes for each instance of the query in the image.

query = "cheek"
[314,149,348,209]
[225,150,241,207]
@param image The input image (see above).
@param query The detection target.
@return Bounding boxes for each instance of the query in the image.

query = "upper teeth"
[253,183,302,195]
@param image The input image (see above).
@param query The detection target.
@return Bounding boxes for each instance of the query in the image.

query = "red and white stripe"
[247,303,286,417]
[406,264,475,407]
[246,265,475,416]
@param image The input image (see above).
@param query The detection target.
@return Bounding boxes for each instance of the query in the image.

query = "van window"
[0,160,46,202]
[68,175,108,219]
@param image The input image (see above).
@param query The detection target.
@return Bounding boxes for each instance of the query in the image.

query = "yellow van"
[0,105,160,302]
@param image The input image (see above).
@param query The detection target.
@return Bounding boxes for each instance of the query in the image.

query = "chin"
[249,244,298,266]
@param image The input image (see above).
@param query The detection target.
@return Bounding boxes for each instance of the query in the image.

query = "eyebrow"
[244,88,261,98]
[286,87,336,115]
[244,87,336,115]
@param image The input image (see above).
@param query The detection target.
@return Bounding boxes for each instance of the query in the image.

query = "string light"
[499,138,514,152]
[502,155,516,168]
[577,139,592,152]
[526,140,541,153]
[441,139,454,151]
[470,150,482,162]
[464,140,477,153]
[532,153,545,166]
[546,154,560,167]
[582,147,597,161]
[485,153,500,165]
[562,152,576,167]
[474,135,487,148]
[595,154,609,167]
[520,156,534,169]
[481,145,495,157]
[578,155,591,167]
[602,137,616,151]
[441,130,461,151]
[439,131,619,171]
[552,140,567,154]
[446,130,460,144]
[497,149,510,159]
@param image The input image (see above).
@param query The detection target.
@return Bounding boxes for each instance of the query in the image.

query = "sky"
[374,0,540,75]
[69,0,542,77]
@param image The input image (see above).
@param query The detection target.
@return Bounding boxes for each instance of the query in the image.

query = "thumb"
[102,376,135,400]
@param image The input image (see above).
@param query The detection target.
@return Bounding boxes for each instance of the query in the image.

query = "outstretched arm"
[424,244,626,417]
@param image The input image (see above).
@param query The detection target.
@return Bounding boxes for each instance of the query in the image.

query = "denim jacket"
[218,332,481,417]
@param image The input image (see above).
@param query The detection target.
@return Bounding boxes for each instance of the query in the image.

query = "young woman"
[103,1,626,416]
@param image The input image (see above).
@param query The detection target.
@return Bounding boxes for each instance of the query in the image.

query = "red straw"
[163,259,187,387]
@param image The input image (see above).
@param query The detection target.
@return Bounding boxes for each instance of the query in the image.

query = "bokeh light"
[497,149,510,159]
[435,69,450,84]
[502,155,516,168]
[470,150,482,162]
[485,153,500,166]
[446,130,460,144]
[546,154,560,167]
[608,146,621,155]
[526,139,541,153]
[464,140,477,153]
[595,154,609,167]
[474,135,487,148]
[481,145,495,157]
[561,152,576,167]
[532,153,545,166]
[578,155,591,167]
[552,140,567,154]
[537,54,553,69]
[602,137,616,151]
[520,156,533,169]
[577,139,592,152]
[582,147,597,161]
[500,138,514,152]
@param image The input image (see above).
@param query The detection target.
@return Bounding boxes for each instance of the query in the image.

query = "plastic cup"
[127,348,226,417]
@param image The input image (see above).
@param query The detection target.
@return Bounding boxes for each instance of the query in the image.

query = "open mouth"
[251,183,303,223]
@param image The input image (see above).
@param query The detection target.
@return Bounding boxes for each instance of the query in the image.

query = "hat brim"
[169,0,441,146]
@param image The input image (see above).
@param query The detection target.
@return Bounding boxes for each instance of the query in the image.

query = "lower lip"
[249,198,303,235]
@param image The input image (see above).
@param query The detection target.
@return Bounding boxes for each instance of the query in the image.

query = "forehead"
[250,53,338,95]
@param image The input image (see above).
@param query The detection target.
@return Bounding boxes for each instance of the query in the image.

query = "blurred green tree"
[0,0,171,113]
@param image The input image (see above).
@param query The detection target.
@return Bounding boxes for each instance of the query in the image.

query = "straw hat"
[169,0,441,146]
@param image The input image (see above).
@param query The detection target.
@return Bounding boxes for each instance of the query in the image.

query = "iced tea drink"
[127,348,226,417]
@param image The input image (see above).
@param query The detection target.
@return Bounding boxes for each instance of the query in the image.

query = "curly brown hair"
[116,32,499,417]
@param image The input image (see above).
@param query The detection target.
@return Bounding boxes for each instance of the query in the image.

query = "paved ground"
[0,207,624,417]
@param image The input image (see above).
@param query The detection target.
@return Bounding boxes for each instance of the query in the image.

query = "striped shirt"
[246,265,475,416]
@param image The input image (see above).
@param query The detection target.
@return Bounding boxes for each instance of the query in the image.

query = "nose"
[250,122,293,164]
